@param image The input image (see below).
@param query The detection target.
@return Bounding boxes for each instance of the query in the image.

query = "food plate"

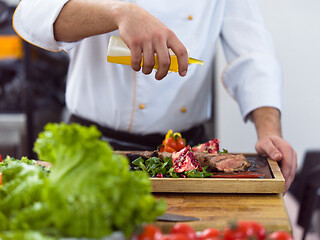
[150,154,284,193]
[118,151,285,194]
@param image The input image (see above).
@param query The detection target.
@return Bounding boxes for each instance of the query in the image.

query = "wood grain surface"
[153,193,292,234]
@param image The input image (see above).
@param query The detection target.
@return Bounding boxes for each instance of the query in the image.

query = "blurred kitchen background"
[0,0,68,159]
[0,0,319,239]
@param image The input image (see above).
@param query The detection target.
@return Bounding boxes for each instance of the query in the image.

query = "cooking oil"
[107,36,203,72]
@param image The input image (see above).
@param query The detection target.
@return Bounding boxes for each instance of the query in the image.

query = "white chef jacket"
[13,0,282,135]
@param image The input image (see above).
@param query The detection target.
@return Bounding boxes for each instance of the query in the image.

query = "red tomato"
[159,145,165,152]
[165,137,177,150]
[164,145,176,153]
[268,231,293,240]
[138,224,162,240]
[0,154,2,162]
[198,228,220,240]
[239,221,266,240]
[224,227,246,240]
[175,137,186,151]
[200,238,219,240]
[0,172,2,185]
[156,233,186,240]
[224,221,266,240]
[170,223,197,240]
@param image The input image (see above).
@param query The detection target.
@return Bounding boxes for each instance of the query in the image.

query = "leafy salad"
[132,156,213,178]
[0,123,166,240]
[131,130,227,179]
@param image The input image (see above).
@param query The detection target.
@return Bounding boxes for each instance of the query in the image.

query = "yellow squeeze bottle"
[107,36,203,72]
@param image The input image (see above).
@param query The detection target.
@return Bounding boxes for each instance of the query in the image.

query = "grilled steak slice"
[196,153,251,173]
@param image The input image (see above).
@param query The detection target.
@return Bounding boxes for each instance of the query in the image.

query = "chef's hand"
[54,1,188,80]
[252,107,297,193]
[116,3,188,80]
[255,136,297,193]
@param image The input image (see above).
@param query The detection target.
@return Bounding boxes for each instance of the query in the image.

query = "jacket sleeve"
[13,0,78,51]
[220,0,282,121]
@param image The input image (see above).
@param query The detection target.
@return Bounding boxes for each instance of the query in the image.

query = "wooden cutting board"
[153,193,291,234]
[117,152,285,194]
[151,155,284,193]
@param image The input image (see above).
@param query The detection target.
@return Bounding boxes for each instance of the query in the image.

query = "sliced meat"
[194,152,225,166]
[118,150,251,173]
[159,151,251,173]
[196,153,251,173]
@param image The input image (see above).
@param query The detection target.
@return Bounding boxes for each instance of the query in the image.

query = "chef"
[13,0,297,192]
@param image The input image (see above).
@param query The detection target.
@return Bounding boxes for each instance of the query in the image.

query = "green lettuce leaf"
[34,123,166,238]
[0,123,166,239]
[0,157,50,232]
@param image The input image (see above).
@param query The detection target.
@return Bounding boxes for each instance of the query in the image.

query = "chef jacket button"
[139,104,145,110]
[181,107,187,113]
[188,15,193,20]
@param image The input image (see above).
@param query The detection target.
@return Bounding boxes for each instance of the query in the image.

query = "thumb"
[255,137,283,161]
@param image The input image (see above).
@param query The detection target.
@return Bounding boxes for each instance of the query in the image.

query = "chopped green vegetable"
[184,167,213,178]
[0,156,50,176]
[218,148,229,154]
[132,157,174,177]
[0,156,50,233]
[132,156,212,178]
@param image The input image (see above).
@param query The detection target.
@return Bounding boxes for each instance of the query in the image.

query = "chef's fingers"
[271,137,297,180]
[154,40,171,80]
[255,137,282,160]
[141,43,155,75]
[256,136,297,193]
[130,42,142,72]
[167,35,188,77]
[270,136,297,192]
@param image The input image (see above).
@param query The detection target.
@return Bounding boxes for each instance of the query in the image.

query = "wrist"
[111,1,133,28]
[252,107,282,139]
[257,130,282,139]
